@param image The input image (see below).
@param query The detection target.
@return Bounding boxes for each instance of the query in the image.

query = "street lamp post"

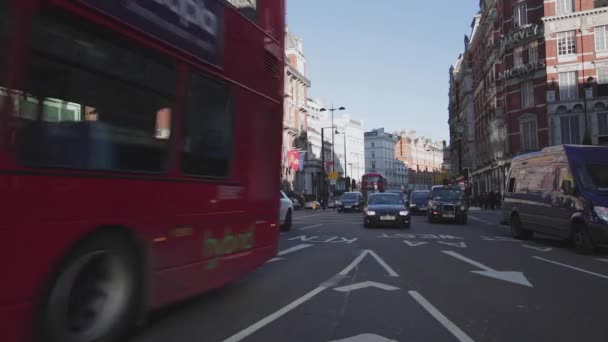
[320,105,346,173]
[320,126,337,208]
[583,76,594,145]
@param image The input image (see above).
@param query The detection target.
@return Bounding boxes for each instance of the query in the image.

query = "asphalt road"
[131,209,608,342]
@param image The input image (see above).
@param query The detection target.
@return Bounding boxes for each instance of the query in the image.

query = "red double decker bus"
[361,172,387,199]
[0,0,284,341]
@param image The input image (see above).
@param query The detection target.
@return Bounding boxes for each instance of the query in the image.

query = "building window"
[521,81,534,108]
[560,115,580,144]
[513,2,527,28]
[597,68,608,96]
[371,152,375,158]
[559,71,578,100]
[599,112,608,135]
[557,31,576,56]
[595,26,608,52]
[521,118,538,152]
[371,162,375,169]
[514,46,524,67]
[371,142,375,147]
[555,0,573,16]
[528,41,538,63]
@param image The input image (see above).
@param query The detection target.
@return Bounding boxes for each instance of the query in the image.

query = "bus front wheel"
[35,230,145,342]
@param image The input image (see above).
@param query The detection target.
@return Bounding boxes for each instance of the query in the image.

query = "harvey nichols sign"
[498,60,546,80]
[500,24,542,49]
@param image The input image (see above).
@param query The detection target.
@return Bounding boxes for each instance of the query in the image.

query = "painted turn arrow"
[442,250,533,287]
[333,281,400,292]
[330,334,397,342]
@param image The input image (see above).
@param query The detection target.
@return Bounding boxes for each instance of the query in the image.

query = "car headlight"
[594,206,608,222]
[366,210,376,216]
[460,205,466,211]
[399,210,409,216]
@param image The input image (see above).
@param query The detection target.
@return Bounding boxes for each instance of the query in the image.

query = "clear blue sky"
[287,0,479,142]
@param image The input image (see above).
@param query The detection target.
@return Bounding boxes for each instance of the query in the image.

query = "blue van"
[502,145,608,254]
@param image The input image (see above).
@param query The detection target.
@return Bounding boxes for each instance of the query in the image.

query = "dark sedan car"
[364,193,410,228]
[428,186,468,224]
[338,192,365,213]
[409,190,430,215]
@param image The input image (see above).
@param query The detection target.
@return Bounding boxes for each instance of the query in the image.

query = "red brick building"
[543,0,608,146]
[460,0,550,195]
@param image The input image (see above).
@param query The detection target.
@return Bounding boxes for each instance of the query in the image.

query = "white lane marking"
[438,241,467,248]
[223,249,368,342]
[298,224,323,231]
[222,286,326,342]
[404,240,429,247]
[523,245,552,252]
[267,257,283,263]
[595,258,608,263]
[409,291,475,342]
[333,281,400,292]
[338,250,369,276]
[443,251,532,287]
[337,250,399,277]
[367,250,400,277]
[533,256,608,279]
[330,334,397,342]
[469,216,493,225]
[278,244,313,256]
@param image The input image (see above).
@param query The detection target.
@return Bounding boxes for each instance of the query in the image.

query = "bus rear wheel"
[35,231,144,342]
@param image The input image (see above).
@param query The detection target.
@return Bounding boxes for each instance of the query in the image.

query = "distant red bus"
[0,1,284,341]
[361,172,387,199]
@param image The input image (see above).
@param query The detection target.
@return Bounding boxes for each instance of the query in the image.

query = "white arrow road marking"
[533,256,608,280]
[333,281,400,292]
[329,334,398,342]
[409,291,475,342]
[442,250,533,287]
[403,240,429,247]
[438,241,467,248]
[523,245,552,252]
[223,249,370,342]
[338,250,399,277]
[595,258,608,263]
[298,224,323,230]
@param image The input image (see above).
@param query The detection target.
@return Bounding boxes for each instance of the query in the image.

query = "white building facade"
[364,128,408,191]
[306,98,366,193]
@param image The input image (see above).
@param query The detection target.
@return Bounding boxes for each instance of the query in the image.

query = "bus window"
[181,73,234,178]
[14,7,177,172]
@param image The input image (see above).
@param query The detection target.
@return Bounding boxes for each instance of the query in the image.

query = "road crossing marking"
[409,291,475,342]
[533,256,608,280]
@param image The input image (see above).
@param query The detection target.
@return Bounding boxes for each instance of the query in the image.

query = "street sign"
[330,179,336,185]
[328,172,339,180]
